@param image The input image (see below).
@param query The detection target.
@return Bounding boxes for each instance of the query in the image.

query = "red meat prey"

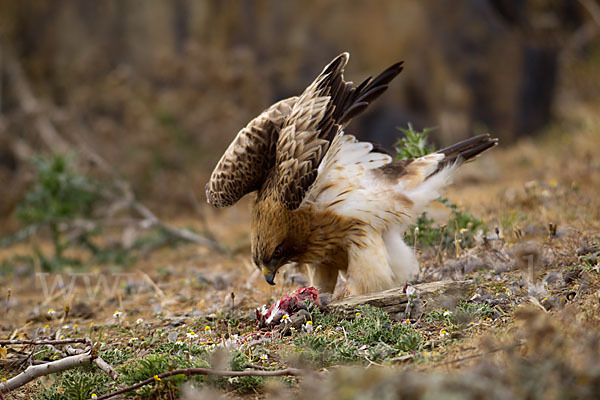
[257,287,321,328]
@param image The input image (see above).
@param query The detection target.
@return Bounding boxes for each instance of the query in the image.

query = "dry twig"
[94,367,304,400]
[0,338,90,346]
[429,342,524,369]
[65,345,120,380]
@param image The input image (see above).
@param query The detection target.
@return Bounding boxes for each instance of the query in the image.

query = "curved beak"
[261,267,276,286]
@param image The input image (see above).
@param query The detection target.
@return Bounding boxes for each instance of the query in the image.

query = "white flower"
[281,314,290,324]
[303,321,314,333]
[260,354,268,360]
[47,309,56,316]
[405,285,416,298]
[204,326,212,334]
[205,344,216,351]
[128,337,138,343]
[113,310,122,318]
[439,329,449,338]
[136,318,144,325]
[62,324,70,329]
[315,325,323,332]
[186,331,198,339]
[443,310,452,317]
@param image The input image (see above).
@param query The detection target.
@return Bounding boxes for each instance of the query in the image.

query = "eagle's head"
[250,199,309,286]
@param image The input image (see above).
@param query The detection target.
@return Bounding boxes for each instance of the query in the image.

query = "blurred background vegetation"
[0,0,599,234]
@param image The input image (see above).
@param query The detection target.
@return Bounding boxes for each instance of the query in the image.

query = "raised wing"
[275,53,404,210]
[206,98,297,208]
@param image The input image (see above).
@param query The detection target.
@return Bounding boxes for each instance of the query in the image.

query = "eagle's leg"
[346,231,395,295]
[383,228,419,284]
[306,264,339,294]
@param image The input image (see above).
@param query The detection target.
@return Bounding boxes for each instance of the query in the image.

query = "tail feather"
[434,134,498,173]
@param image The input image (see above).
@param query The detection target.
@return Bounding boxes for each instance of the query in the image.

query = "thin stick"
[0,338,90,346]
[432,342,524,368]
[94,357,120,380]
[65,345,119,380]
[95,367,304,400]
[0,352,92,393]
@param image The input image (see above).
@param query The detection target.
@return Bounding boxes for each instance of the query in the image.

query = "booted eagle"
[206,53,496,296]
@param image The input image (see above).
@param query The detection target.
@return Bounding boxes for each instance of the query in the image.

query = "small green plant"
[7,153,184,270]
[15,154,102,270]
[405,198,485,251]
[394,124,435,160]
[118,353,206,398]
[393,125,486,251]
[114,344,264,397]
[425,309,457,326]
[35,369,114,400]
[425,301,495,330]
[455,301,495,318]
[295,305,422,366]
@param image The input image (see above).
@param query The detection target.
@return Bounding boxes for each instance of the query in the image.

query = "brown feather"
[275,54,404,210]
[206,98,296,207]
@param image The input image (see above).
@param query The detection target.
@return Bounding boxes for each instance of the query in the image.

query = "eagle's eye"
[272,244,283,259]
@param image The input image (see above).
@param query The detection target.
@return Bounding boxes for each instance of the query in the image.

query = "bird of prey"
[206,53,497,296]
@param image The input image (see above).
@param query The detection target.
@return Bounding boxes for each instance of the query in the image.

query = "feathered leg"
[346,231,395,295]
[383,228,419,283]
[306,264,339,294]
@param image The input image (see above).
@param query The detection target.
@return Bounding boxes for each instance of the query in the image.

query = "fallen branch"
[94,357,120,381]
[0,338,90,346]
[0,352,92,393]
[65,345,119,380]
[327,280,474,317]
[95,367,304,400]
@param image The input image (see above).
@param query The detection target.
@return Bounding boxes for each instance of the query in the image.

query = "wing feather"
[206,97,296,207]
[276,53,404,210]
